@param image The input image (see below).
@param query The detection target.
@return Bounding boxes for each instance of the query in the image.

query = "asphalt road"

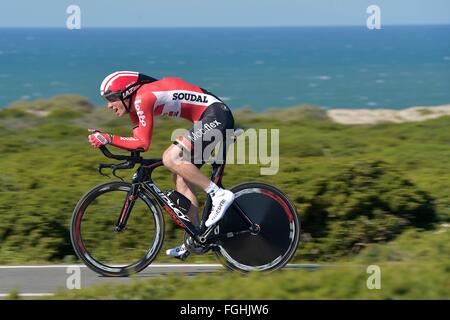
[0,263,319,298]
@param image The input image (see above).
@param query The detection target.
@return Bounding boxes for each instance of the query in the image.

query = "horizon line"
[1,23,450,29]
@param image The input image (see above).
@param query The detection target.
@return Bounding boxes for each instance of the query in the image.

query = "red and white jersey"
[110,77,225,151]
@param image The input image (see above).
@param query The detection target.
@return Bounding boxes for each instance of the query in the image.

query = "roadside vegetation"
[46,228,449,299]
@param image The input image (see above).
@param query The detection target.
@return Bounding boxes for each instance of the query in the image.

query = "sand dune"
[327,104,450,124]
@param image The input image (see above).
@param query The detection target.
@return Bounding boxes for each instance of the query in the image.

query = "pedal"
[175,250,191,261]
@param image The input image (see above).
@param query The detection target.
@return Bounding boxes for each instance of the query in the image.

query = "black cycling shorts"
[174,102,235,167]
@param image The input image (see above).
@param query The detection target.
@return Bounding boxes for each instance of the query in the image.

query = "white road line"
[149,264,223,268]
[0,264,322,271]
[286,264,320,268]
[0,264,223,269]
[0,265,86,269]
[0,293,54,298]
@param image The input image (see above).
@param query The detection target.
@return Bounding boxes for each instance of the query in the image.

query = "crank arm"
[201,229,254,243]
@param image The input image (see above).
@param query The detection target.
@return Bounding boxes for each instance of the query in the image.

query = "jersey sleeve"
[129,111,139,127]
[110,93,155,151]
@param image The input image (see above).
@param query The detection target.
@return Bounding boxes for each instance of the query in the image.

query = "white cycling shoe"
[166,243,190,260]
[205,189,235,227]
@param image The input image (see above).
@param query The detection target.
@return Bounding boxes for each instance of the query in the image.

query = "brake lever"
[112,167,124,181]
[98,163,111,178]
[98,161,134,180]
[111,161,135,181]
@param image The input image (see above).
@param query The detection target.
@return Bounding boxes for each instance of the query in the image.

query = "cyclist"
[88,71,235,260]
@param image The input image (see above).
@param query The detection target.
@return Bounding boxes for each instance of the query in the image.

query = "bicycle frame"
[114,157,258,245]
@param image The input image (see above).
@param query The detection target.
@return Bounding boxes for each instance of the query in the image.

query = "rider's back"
[137,77,224,122]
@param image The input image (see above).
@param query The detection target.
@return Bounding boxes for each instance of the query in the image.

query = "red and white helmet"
[100,71,156,103]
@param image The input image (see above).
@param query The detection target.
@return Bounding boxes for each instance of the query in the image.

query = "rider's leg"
[163,143,235,227]
[173,173,199,226]
[166,173,198,260]
[164,144,210,190]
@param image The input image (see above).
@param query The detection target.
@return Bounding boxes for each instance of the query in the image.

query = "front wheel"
[213,182,300,272]
[70,181,164,277]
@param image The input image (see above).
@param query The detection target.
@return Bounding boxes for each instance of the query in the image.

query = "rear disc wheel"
[213,182,300,272]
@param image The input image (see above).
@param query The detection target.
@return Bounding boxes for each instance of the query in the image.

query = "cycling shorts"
[174,102,235,167]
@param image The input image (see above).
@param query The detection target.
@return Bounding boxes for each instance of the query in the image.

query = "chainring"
[183,232,210,255]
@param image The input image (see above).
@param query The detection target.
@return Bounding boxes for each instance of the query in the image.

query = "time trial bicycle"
[70,129,300,276]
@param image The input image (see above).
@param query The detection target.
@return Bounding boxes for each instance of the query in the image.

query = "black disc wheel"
[213,182,300,272]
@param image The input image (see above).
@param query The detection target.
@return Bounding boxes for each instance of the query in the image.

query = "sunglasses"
[103,91,122,102]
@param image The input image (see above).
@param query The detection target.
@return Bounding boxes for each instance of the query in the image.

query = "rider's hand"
[88,129,113,148]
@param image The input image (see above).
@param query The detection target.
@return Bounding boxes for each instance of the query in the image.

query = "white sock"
[204,181,222,197]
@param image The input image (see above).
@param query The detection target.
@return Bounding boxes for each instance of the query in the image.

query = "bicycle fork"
[115,184,139,232]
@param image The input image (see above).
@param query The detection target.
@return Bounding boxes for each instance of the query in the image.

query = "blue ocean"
[0,26,449,110]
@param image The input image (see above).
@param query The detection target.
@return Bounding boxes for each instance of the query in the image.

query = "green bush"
[0,108,29,118]
[296,160,436,260]
[6,95,94,115]
[267,104,329,121]
[47,108,84,119]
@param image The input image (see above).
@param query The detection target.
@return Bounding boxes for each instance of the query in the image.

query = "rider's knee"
[164,144,187,170]
[162,147,177,169]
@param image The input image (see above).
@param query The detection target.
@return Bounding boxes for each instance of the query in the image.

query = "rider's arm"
[110,93,154,151]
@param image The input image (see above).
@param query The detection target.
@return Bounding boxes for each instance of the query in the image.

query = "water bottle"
[166,189,192,214]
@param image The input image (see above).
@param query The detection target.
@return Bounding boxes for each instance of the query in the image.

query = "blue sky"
[1,0,450,27]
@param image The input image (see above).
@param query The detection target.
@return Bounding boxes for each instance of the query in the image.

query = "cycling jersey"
[110,77,232,153]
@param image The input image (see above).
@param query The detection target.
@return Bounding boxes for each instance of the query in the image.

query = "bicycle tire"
[70,181,164,277]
